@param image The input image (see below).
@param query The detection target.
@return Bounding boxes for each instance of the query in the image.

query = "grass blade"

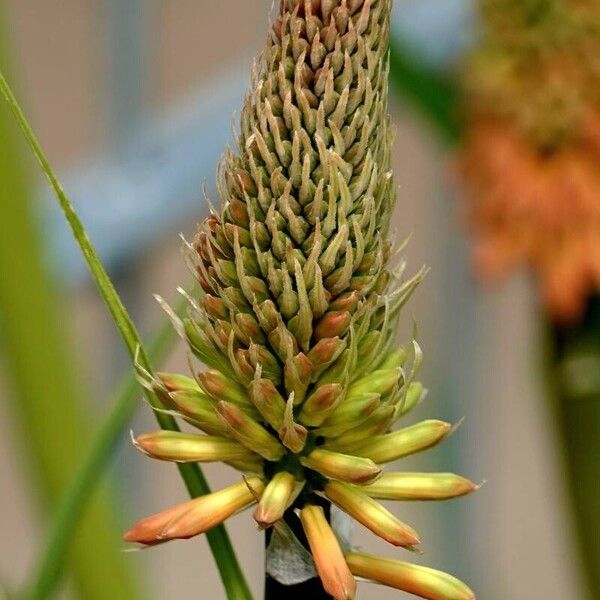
[26,300,182,598]
[0,71,253,600]
[0,24,142,600]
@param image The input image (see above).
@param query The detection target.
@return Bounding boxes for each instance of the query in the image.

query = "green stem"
[0,71,252,600]
[545,296,600,599]
[389,36,461,144]
[0,20,141,600]
[25,301,180,599]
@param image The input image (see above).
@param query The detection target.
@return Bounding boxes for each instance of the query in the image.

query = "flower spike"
[125,1,478,597]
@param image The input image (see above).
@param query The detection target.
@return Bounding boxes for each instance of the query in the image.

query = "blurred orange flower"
[459,0,600,321]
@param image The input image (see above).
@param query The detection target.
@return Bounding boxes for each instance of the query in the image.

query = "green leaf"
[0,16,142,600]
[25,299,182,599]
[0,71,253,600]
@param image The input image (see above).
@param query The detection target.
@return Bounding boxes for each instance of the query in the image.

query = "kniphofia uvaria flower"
[459,0,600,322]
[126,1,477,597]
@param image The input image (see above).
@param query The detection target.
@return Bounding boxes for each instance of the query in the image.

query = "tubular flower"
[126,1,477,597]
[458,0,600,322]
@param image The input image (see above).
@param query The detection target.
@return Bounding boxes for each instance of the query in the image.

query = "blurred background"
[0,1,592,599]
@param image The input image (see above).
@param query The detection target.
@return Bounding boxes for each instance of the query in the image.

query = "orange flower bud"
[124,477,265,544]
[300,505,356,600]
[345,552,475,600]
[314,311,351,340]
[325,481,420,547]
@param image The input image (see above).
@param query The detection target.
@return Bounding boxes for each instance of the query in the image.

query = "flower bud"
[133,430,254,463]
[325,405,395,448]
[216,401,285,461]
[225,456,264,474]
[307,337,346,379]
[395,381,426,417]
[234,312,266,345]
[248,376,286,429]
[346,368,402,400]
[254,298,280,331]
[345,552,475,600]
[283,352,313,404]
[278,394,308,453]
[314,310,351,340]
[328,291,360,313]
[253,471,298,528]
[124,477,265,544]
[157,372,201,393]
[198,369,248,406]
[352,420,452,464]
[317,347,353,386]
[298,383,344,426]
[317,393,380,437]
[249,343,282,382]
[268,320,299,361]
[221,286,250,311]
[361,472,479,501]
[300,448,381,485]
[203,294,229,320]
[169,390,229,436]
[300,505,357,600]
[325,481,420,547]
[378,347,408,370]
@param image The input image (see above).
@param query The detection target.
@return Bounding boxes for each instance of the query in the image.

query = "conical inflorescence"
[126,2,476,598]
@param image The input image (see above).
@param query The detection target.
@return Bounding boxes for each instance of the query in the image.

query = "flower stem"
[389,36,460,144]
[0,20,141,599]
[546,296,600,599]
[25,301,180,599]
[0,70,252,600]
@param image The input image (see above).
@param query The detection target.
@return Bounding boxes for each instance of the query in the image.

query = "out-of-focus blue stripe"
[393,0,474,67]
[42,0,474,285]
[42,64,249,282]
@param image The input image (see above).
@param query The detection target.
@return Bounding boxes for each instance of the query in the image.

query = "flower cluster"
[459,0,600,321]
[126,1,476,598]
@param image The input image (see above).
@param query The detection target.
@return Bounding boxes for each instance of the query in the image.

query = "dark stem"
[546,295,600,599]
[264,498,332,600]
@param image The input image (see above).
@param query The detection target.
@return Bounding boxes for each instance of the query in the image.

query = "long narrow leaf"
[0,71,253,600]
[26,299,183,599]
[0,21,142,600]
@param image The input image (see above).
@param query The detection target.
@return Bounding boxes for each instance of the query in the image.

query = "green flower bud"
[298,383,345,426]
[323,405,395,448]
[351,420,452,464]
[215,401,285,461]
[157,372,201,393]
[248,376,287,430]
[346,368,402,400]
[253,471,299,528]
[360,472,479,501]
[316,393,380,437]
[169,390,229,436]
[300,448,381,485]
[133,431,254,463]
